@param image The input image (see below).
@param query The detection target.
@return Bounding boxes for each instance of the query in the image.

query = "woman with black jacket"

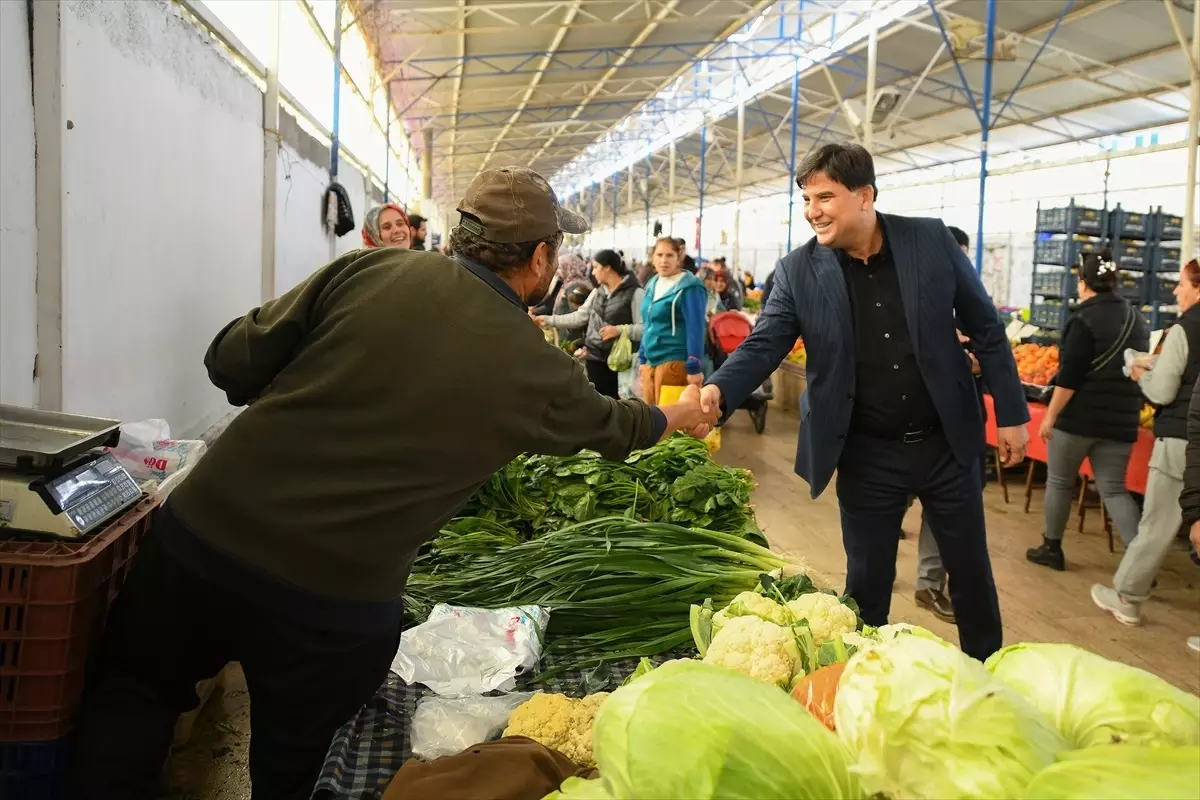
[1177,378,1200,652]
[1027,251,1149,570]
[1091,258,1200,625]
[535,250,644,399]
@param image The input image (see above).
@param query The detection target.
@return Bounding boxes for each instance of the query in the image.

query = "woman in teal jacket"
[638,237,708,405]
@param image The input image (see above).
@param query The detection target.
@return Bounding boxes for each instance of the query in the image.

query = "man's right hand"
[678,384,723,439]
[660,386,719,441]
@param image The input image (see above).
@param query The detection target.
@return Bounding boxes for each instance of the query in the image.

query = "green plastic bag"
[607,329,633,373]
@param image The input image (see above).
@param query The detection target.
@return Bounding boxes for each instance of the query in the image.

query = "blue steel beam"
[330,0,344,180]
[974,0,997,275]
[992,0,1074,124]
[786,59,800,252]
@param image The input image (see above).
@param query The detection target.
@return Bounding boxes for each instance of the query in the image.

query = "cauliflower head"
[702,614,800,688]
[786,592,857,646]
[503,692,609,767]
[725,591,793,626]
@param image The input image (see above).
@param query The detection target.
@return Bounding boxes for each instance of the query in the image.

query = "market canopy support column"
[32,0,64,411]
[261,0,281,302]
[1164,0,1199,257]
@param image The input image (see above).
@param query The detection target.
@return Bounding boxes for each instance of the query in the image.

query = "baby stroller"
[708,311,773,434]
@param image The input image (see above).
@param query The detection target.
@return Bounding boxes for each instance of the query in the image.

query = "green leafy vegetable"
[585,659,861,799]
[688,599,715,657]
[835,634,1068,799]
[985,642,1200,749]
[1022,745,1200,799]
[622,658,657,686]
[758,571,818,603]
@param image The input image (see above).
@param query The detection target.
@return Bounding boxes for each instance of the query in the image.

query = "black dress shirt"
[837,222,940,438]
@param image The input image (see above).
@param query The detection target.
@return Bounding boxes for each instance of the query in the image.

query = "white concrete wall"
[0,0,38,407]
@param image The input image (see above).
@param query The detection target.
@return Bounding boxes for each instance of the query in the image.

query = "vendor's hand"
[681,384,724,439]
[1191,521,1200,551]
[533,315,549,329]
[969,353,981,376]
[599,325,621,341]
[662,387,719,441]
[687,372,704,388]
[997,424,1029,467]
[575,347,588,360]
[1130,365,1147,382]
[1039,415,1054,443]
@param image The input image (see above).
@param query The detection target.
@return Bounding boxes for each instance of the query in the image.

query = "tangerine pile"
[786,338,806,366]
[1013,343,1058,386]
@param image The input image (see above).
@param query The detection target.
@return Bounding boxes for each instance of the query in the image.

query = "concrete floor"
[166,408,1200,798]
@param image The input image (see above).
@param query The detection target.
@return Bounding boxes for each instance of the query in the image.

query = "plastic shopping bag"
[409,692,536,761]
[104,419,207,484]
[390,605,550,697]
[607,330,633,373]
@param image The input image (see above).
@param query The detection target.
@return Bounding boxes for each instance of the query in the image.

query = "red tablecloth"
[983,394,1152,495]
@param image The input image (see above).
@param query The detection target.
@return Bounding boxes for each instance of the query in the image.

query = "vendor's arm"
[1138,324,1188,406]
[945,227,1028,428]
[527,346,711,460]
[683,287,708,377]
[706,259,800,418]
[205,250,366,406]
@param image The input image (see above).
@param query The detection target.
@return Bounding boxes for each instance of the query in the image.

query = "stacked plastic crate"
[1106,204,1152,325]
[1147,210,1185,330]
[1030,201,1108,330]
[0,498,160,800]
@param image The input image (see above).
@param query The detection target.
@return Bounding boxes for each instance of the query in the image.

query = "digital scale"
[0,405,141,540]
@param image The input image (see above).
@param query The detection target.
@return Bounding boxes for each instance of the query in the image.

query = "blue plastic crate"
[1031,268,1071,297]
[1151,244,1184,273]
[1152,212,1183,242]
[1036,204,1105,236]
[1108,207,1149,241]
[1114,273,1145,303]
[0,738,70,800]
[1034,237,1105,267]
[1111,241,1148,270]
[1031,302,1067,329]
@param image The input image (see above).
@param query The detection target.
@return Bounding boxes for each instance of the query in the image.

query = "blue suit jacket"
[709,213,1029,498]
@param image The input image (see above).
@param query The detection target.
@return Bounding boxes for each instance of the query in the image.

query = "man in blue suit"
[684,143,1029,660]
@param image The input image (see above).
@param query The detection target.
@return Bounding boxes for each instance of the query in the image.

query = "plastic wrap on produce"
[390,604,550,696]
[1123,348,1158,377]
[409,692,536,761]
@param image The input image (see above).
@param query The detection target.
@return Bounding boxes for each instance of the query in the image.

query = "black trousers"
[836,429,1003,660]
[67,510,400,800]
[585,358,620,398]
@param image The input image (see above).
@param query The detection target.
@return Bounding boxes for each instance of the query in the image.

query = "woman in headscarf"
[361,204,412,249]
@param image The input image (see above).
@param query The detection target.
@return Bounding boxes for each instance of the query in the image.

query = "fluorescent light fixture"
[553,0,921,200]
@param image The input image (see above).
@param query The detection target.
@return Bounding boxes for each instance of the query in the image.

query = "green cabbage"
[546,777,616,799]
[834,634,1067,799]
[1022,745,1200,799]
[985,642,1200,749]
[582,659,860,799]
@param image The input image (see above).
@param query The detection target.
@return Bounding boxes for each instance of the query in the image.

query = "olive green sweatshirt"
[169,248,662,603]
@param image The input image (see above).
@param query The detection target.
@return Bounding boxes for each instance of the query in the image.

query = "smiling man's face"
[802,171,873,250]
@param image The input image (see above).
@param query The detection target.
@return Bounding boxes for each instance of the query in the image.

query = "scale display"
[34,453,140,534]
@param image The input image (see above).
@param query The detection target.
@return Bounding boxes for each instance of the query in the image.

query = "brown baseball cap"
[456,166,589,243]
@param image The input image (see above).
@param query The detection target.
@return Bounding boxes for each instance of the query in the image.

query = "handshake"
[660,384,724,441]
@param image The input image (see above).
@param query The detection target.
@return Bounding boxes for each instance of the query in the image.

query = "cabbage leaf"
[1022,745,1200,799]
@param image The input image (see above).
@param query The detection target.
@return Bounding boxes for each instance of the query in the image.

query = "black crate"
[1151,244,1184,273]
[1034,237,1105,267]
[1156,309,1179,328]
[1031,302,1067,329]
[1031,269,1071,297]
[1037,204,1105,236]
[1114,273,1145,303]
[1152,212,1183,241]
[1111,241,1148,270]
[1108,207,1149,241]
[1152,273,1178,301]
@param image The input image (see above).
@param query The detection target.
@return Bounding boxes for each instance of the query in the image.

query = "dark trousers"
[585,358,620,398]
[836,430,1002,660]
[68,511,400,800]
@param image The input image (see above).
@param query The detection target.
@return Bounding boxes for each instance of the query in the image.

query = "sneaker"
[1091,584,1141,626]
[1188,636,1200,653]
[1026,540,1065,571]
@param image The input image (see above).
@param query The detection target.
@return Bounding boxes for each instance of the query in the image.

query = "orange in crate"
[0,496,159,741]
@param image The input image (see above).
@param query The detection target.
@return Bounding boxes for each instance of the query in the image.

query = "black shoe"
[1026,540,1065,571]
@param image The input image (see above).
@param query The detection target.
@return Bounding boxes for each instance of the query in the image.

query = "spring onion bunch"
[405,517,793,664]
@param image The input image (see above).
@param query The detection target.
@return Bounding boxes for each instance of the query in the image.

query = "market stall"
[310,435,1199,800]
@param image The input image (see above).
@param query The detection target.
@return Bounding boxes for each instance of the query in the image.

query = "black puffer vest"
[1056,293,1150,443]
[583,274,639,361]
[1153,306,1200,440]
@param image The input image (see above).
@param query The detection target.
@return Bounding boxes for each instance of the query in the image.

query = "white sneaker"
[1188,636,1200,653]
[1091,584,1142,626]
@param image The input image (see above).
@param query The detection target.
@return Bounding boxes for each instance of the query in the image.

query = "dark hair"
[796,142,877,200]
[1183,259,1200,289]
[567,283,591,306]
[409,214,427,229]
[1077,249,1117,293]
[947,226,970,250]
[447,222,563,275]
[593,249,627,276]
[672,237,687,251]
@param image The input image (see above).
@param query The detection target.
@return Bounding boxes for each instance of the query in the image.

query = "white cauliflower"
[503,691,609,766]
[724,591,793,626]
[702,614,800,688]
[786,592,857,646]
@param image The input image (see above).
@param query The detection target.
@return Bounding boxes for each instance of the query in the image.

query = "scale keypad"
[67,472,140,532]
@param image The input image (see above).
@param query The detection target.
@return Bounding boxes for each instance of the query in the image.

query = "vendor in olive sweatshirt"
[69,167,716,800]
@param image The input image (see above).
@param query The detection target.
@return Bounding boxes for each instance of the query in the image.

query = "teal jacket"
[638,271,708,375]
